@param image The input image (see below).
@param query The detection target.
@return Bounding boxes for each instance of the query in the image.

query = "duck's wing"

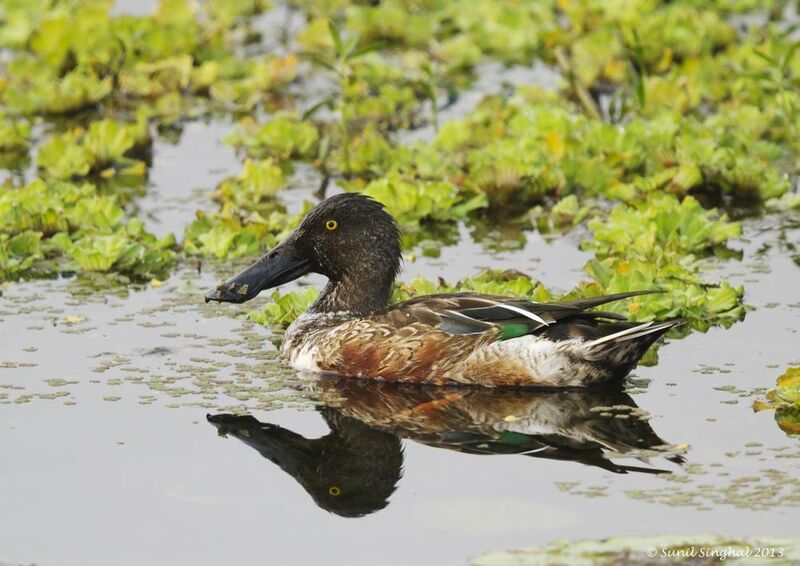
[391,290,660,340]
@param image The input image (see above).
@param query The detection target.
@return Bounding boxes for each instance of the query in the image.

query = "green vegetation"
[754,367,800,437]
[246,286,321,327]
[0,178,176,280]
[36,118,149,180]
[0,112,31,168]
[2,0,799,344]
[578,195,744,327]
[0,0,290,280]
[183,205,302,259]
[0,232,42,281]
[224,115,320,162]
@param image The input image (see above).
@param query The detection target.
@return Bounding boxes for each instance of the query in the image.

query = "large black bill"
[205,242,311,304]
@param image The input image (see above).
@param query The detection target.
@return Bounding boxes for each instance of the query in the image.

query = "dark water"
[2,2,799,565]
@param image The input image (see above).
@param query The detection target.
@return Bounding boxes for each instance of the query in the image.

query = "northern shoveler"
[206,193,680,387]
[208,377,683,516]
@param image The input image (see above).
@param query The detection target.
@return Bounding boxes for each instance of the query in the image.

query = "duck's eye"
[328,485,341,496]
[325,219,338,231]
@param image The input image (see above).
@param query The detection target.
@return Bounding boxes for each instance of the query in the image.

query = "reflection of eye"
[325,220,338,231]
[328,486,341,496]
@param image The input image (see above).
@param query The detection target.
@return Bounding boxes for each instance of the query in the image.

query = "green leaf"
[328,20,343,57]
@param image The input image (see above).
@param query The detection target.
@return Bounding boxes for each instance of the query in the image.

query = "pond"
[2,118,799,565]
[2,1,800,565]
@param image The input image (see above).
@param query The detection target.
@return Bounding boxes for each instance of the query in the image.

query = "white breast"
[289,343,321,372]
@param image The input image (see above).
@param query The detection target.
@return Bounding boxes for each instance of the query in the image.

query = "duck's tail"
[584,319,684,363]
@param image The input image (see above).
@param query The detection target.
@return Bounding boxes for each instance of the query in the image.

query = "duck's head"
[205,193,401,310]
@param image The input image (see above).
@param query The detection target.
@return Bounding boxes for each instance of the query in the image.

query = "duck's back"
[282,291,680,387]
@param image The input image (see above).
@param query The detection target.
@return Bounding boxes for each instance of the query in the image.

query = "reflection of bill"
[208,377,685,517]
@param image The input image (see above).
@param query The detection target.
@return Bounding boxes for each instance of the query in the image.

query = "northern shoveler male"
[206,193,680,387]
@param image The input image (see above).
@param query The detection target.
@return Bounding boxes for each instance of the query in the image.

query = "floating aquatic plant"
[183,204,309,259]
[1,178,98,235]
[50,221,176,279]
[213,159,286,212]
[224,114,320,162]
[36,118,150,181]
[1,0,797,339]
[343,173,486,230]
[577,194,744,326]
[0,113,31,155]
[0,232,43,280]
[754,367,800,437]
[584,195,741,262]
[0,177,176,282]
[0,0,292,120]
[246,286,321,327]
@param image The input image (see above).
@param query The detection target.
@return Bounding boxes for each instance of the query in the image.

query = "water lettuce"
[578,195,744,326]
[754,367,800,437]
[213,159,286,211]
[343,173,487,230]
[0,232,43,280]
[0,113,31,154]
[36,118,149,181]
[0,178,176,282]
[584,195,741,262]
[224,115,319,161]
[183,204,308,259]
[50,221,176,279]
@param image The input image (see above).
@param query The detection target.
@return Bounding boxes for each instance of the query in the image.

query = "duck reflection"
[208,378,684,518]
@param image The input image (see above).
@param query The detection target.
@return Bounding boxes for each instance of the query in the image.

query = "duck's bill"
[205,243,311,304]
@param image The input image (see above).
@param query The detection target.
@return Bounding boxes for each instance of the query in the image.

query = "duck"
[205,193,681,387]
[208,377,684,517]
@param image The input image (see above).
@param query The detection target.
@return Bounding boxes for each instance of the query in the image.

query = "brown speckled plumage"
[282,291,681,386]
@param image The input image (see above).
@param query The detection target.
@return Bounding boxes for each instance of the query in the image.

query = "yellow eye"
[325,219,338,231]
[328,486,341,496]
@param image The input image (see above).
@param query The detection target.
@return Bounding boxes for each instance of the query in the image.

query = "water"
[2,2,799,564]
[1,116,799,565]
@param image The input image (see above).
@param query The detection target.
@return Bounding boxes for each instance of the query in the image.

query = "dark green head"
[205,193,402,313]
